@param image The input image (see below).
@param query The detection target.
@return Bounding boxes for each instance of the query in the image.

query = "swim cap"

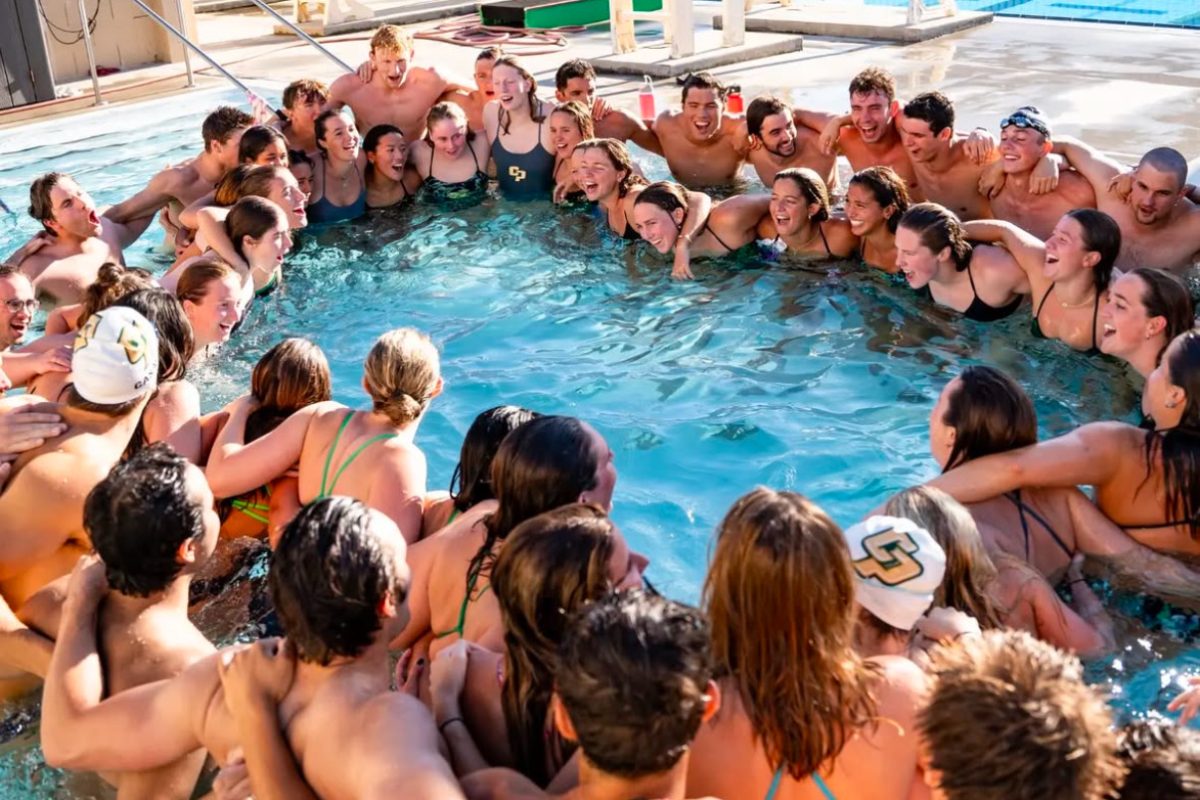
[71,306,159,405]
[999,106,1051,138]
[842,515,946,632]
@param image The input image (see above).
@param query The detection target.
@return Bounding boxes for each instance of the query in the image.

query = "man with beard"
[742,96,836,190]
[653,73,750,189]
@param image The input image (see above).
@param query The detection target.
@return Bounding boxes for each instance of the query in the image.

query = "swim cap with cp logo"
[72,306,159,405]
[843,515,947,631]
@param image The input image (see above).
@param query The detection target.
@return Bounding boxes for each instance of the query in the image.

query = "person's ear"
[176,537,198,566]
[1081,250,1100,270]
[937,245,952,264]
[889,99,901,118]
[551,693,579,742]
[1146,316,1167,340]
[672,208,686,226]
[701,679,722,723]
[377,590,398,619]
[429,376,445,400]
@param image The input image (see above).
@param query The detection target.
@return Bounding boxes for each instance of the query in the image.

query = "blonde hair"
[363,328,440,426]
[370,25,413,56]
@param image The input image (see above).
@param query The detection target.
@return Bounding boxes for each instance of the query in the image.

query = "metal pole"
[243,0,355,73]
[172,0,195,87]
[77,0,105,105]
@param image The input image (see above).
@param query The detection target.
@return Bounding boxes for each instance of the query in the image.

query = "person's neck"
[60,401,147,434]
[860,121,902,153]
[861,224,892,249]
[104,576,192,621]
[1053,268,1096,307]
[779,220,822,250]
[1129,341,1163,379]
[578,754,690,800]
[1000,168,1039,197]
[367,169,397,190]
[932,257,963,288]
[925,140,958,173]
[366,408,419,440]
[193,151,227,184]
[325,154,356,176]
[293,636,390,692]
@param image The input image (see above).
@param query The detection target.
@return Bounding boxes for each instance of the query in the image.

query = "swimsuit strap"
[319,411,354,497]
[1005,490,1074,559]
[818,223,831,257]
[230,498,271,525]
[1091,290,1101,351]
[319,412,400,497]
[765,766,784,800]
[469,141,484,172]
[433,564,492,639]
[427,146,437,179]
[813,773,838,800]
[965,258,982,299]
[703,218,736,254]
[1033,285,1054,323]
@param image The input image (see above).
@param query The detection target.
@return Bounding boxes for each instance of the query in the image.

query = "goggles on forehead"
[999,110,1051,137]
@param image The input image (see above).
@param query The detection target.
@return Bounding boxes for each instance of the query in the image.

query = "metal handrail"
[127,0,262,97]
[241,0,356,74]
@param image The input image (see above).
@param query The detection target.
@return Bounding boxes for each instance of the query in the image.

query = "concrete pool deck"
[1,5,1197,164]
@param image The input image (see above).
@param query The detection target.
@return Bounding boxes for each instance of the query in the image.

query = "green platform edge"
[481,0,663,29]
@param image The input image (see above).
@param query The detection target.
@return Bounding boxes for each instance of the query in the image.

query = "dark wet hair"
[904,92,955,135]
[28,172,67,234]
[271,497,404,665]
[282,78,329,110]
[493,503,618,785]
[680,72,726,104]
[555,58,595,91]
[1138,147,1189,188]
[80,263,156,326]
[313,109,350,155]
[202,106,254,152]
[1065,209,1120,293]
[238,125,288,165]
[773,168,831,223]
[226,196,286,262]
[465,415,601,593]
[1146,330,1200,540]
[557,589,713,778]
[1117,719,1200,799]
[288,149,314,171]
[848,67,896,102]
[633,181,688,217]
[746,96,791,139]
[113,288,194,384]
[449,405,540,513]
[85,443,208,597]
[574,139,646,198]
[363,123,406,180]
[1129,268,1195,366]
[941,365,1037,470]
[899,202,973,271]
[848,166,911,234]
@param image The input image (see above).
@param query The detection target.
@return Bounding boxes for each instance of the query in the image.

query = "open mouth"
[581,179,600,197]
[87,209,101,226]
[1102,323,1116,339]
[774,214,792,228]
[847,217,865,231]
[859,124,878,139]
[500,94,514,105]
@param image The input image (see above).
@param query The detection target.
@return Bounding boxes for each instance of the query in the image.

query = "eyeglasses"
[4,299,37,314]
[999,112,1050,137]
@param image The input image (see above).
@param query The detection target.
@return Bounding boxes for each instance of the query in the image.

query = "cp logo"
[508,165,527,183]
[852,527,923,586]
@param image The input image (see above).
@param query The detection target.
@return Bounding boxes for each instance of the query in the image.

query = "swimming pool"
[863,0,1200,27]
[0,84,1196,795]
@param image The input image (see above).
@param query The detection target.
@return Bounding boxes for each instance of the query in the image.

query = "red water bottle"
[638,76,658,122]
[726,85,744,114]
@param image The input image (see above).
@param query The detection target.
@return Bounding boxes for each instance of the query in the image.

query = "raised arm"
[1050,136,1124,195]
[178,190,218,231]
[0,452,96,571]
[205,397,330,499]
[195,207,249,272]
[963,219,1047,279]
[103,170,180,225]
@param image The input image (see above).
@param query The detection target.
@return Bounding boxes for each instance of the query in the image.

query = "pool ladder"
[77,0,357,111]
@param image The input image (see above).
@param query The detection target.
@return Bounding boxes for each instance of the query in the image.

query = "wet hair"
[1065,208,1121,293]
[884,487,1004,629]
[1138,147,1189,189]
[746,96,791,139]
[848,67,896,102]
[1146,330,1200,540]
[362,327,440,427]
[493,55,546,134]
[64,385,145,418]
[288,149,314,171]
[246,338,333,442]
[176,257,239,308]
[633,181,689,220]
[112,288,194,384]
[1129,268,1195,365]
[214,164,286,206]
[370,24,413,55]
[80,263,156,326]
[28,172,67,234]
[1117,719,1200,799]
[898,202,973,271]
[550,101,595,142]
[449,405,540,513]
[557,589,713,779]
[555,58,596,91]
[848,166,911,234]
[476,45,503,63]
[903,91,955,135]
[424,103,475,145]
[705,487,878,780]
[573,139,647,198]
[920,631,1124,800]
[271,497,404,665]
[226,196,286,262]
[680,72,726,104]
[363,123,406,178]
[941,365,1037,470]
[773,168,831,223]
[202,106,254,152]
[238,125,288,165]
[493,503,618,785]
[313,109,350,156]
[85,443,209,597]
[465,415,602,595]
[282,78,329,110]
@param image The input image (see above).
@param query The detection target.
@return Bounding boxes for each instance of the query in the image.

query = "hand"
[4,231,55,267]
[818,116,846,157]
[356,60,374,84]
[963,128,996,164]
[0,404,67,457]
[1030,154,1060,195]
[0,367,10,395]
[1106,169,1134,202]
[32,346,72,377]
[977,160,1006,199]
[212,749,252,800]
[553,182,570,204]
[395,647,426,698]
[219,637,297,713]
[591,97,613,121]
[222,394,260,416]
[671,240,694,280]
[1066,553,1087,584]
[65,554,108,609]
[1167,675,1200,725]
[430,640,471,722]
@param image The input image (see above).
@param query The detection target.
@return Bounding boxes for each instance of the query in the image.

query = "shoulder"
[461,768,544,800]
[655,110,680,130]
[415,66,450,90]
[867,654,928,715]
[329,73,362,97]
[155,379,200,408]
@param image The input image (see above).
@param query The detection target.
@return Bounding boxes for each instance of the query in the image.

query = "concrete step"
[195,0,291,12]
[281,0,479,35]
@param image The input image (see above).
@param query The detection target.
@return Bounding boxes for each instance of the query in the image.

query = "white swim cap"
[843,515,947,632]
[71,306,159,405]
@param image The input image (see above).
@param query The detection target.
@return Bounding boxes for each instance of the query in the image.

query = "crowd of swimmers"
[1,20,1200,800]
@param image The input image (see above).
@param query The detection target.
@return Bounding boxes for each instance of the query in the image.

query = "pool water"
[1,86,1197,796]
[862,0,1200,27]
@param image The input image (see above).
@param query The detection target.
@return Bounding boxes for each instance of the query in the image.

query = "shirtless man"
[104,106,252,247]
[742,96,837,190]
[41,497,465,800]
[0,444,217,797]
[0,306,157,626]
[1054,140,1200,272]
[981,106,1096,240]
[329,25,467,140]
[653,73,750,189]
[278,79,329,156]
[9,173,153,306]
[554,59,662,155]
[0,266,70,388]
[899,92,998,222]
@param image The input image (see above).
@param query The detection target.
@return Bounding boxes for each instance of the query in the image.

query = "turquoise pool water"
[0,86,1196,795]
[863,0,1200,27]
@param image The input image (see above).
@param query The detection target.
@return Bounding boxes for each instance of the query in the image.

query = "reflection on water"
[0,88,1194,796]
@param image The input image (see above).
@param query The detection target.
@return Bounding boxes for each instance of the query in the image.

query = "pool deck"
[1,4,1197,163]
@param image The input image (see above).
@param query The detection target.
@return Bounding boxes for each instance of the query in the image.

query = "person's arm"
[926,422,1126,505]
[1021,564,1112,657]
[0,589,53,677]
[195,208,248,272]
[354,693,468,800]
[143,380,203,464]
[103,169,179,225]
[388,532,440,652]
[0,452,94,570]
[627,114,662,156]
[1167,675,1200,724]
[102,210,156,250]
[962,219,1046,281]
[430,641,492,776]
[671,189,715,280]
[1,231,55,269]
[42,555,217,772]
[368,447,427,544]
[205,396,327,499]
[1050,136,1123,195]
[0,346,71,388]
